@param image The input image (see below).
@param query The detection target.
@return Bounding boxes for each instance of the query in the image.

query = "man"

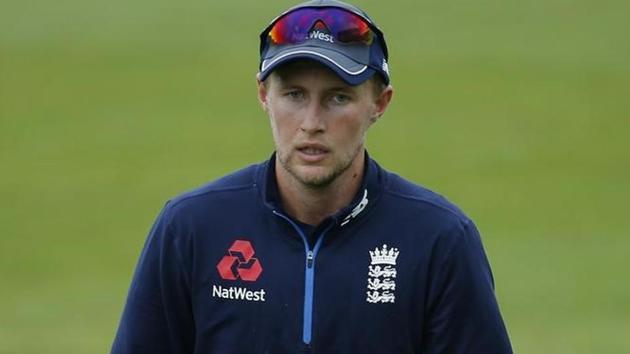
[111,0,513,353]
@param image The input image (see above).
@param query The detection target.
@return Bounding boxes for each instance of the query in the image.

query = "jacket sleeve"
[111,203,195,354]
[423,219,513,354]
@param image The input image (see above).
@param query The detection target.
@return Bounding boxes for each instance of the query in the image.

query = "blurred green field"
[1,0,629,353]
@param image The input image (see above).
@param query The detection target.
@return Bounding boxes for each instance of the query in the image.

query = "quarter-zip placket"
[273,210,334,346]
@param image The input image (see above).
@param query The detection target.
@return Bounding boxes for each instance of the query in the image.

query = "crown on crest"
[369,244,399,265]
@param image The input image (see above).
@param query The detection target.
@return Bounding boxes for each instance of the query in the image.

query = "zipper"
[273,210,333,345]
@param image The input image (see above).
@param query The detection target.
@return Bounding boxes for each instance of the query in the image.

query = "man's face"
[258,61,392,188]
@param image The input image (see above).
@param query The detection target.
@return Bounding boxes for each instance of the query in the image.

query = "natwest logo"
[216,240,263,281]
[308,30,334,43]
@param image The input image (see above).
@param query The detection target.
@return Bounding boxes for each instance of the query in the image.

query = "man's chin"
[278,154,346,188]
[292,166,335,188]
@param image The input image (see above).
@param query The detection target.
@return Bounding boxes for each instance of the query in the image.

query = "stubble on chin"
[276,145,362,189]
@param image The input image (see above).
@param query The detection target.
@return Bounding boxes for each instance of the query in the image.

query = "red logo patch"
[216,240,263,281]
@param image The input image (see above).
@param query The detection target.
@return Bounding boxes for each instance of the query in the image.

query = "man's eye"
[286,91,304,100]
[332,94,350,104]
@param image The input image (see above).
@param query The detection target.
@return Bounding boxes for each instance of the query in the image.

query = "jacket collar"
[256,151,384,228]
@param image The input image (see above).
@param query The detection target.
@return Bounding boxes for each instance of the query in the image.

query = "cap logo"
[307,20,334,43]
[308,30,334,43]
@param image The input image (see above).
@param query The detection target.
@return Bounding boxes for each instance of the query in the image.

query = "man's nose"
[299,101,326,134]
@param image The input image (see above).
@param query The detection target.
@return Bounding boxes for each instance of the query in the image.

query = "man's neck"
[275,153,365,226]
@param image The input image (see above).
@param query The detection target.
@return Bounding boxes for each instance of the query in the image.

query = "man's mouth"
[299,147,328,155]
[296,144,329,161]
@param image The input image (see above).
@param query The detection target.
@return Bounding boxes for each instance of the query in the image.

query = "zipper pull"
[307,250,314,268]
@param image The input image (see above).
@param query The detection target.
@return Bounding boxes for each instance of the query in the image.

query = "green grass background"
[1,0,629,352]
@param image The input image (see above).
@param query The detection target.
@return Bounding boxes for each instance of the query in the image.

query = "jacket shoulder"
[162,163,262,219]
[383,171,471,225]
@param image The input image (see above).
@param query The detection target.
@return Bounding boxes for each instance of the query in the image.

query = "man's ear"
[256,72,268,112]
[371,85,394,123]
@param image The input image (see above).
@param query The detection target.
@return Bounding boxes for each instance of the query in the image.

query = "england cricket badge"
[366,244,399,304]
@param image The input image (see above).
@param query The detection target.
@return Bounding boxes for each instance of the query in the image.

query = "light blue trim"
[303,250,315,343]
[302,232,329,343]
[272,210,332,345]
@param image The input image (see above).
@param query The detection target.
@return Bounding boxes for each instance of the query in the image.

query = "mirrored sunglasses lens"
[325,8,373,44]
[268,8,373,45]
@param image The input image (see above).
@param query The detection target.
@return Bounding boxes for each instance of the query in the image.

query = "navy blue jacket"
[112,154,513,354]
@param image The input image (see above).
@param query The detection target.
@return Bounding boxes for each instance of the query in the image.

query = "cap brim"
[260,45,375,86]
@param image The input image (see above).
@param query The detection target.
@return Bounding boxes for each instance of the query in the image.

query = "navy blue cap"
[259,0,390,86]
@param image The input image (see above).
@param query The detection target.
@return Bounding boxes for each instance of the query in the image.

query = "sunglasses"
[267,7,375,46]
